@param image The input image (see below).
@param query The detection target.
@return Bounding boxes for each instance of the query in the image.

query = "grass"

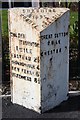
[70,11,78,48]
[70,11,78,34]
[2,10,8,37]
[70,11,78,26]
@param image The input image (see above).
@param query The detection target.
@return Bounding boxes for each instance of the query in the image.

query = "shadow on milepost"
[46,95,80,113]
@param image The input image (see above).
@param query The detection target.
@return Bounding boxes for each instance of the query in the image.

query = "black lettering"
[40,15,43,19]
[26,56,27,60]
[62,33,63,36]
[59,48,61,52]
[34,57,39,63]
[14,67,16,71]
[56,40,58,44]
[38,78,40,84]
[12,66,13,70]
[16,74,18,77]
[36,65,40,70]
[46,35,48,39]
[10,32,17,37]
[48,41,50,45]
[49,9,52,12]
[51,50,53,54]
[56,34,58,38]
[65,46,67,49]
[24,48,25,53]
[34,78,37,83]
[27,70,29,74]
[19,55,21,58]
[41,52,43,56]
[18,33,21,38]
[23,41,26,45]
[35,43,39,47]
[14,54,16,58]
[19,48,23,52]
[19,74,21,79]
[30,49,32,54]
[27,77,31,81]
[34,57,37,62]
[23,41,39,47]
[24,69,26,74]
[48,51,50,55]
[56,49,58,53]
[17,33,25,38]
[22,69,23,72]
[16,46,18,50]
[12,60,35,69]
[36,71,39,77]
[20,62,25,66]
[53,49,55,52]
[41,9,44,13]
[21,75,26,80]
[17,68,19,72]
[28,57,31,61]
[58,40,60,44]
[55,34,57,38]
[59,33,61,37]
[44,51,47,55]
[17,54,19,58]
[19,40,23,45]
[28,19,32,24]
[26,48,28,53]
[12,73,15,77]
[22,55,24,60]
[51,41,54,45]
[49,34,52,38]
[64,32,66,37]
[23,33,25,38]
[66,32,68,35]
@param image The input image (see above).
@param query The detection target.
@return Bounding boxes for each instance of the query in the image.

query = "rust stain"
[47,57,53,80]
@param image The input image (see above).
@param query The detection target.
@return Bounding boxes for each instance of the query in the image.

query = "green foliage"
[70,11,78,48]
[2,10,8,38]
[70,11,78,26]
[70,26,78,48]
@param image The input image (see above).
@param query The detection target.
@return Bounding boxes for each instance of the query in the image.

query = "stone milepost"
[9,8,70,113]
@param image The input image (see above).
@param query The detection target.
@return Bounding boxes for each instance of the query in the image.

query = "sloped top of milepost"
[9,8,69,32]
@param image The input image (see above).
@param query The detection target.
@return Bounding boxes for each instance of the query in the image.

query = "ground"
[2,95,80,119]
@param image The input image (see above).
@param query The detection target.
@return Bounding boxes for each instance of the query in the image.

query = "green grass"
[70,11,78,32]
[2,10,8,37]
[70,11,78,34]
[70,11,78,48]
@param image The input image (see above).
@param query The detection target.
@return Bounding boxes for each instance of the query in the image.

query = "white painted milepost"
[9,7,70,113]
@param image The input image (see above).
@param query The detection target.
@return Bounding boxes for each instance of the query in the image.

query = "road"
[2,95,80,119]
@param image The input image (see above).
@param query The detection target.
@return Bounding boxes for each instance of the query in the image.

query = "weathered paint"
[8,8,70,113]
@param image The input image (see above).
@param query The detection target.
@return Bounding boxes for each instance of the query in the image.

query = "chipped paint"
[8,8,70,113]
